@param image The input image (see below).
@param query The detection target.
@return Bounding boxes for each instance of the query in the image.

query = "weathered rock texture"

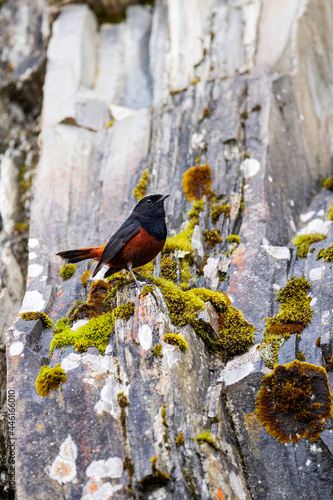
[4,0,333,499]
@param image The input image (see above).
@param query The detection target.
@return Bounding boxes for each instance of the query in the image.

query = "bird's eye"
[146,199,152,204]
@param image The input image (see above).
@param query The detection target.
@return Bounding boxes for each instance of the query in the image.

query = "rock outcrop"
[3,0,333,499]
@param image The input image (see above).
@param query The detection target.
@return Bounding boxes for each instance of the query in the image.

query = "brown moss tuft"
[182,164,213,201]
[255,360,332,443]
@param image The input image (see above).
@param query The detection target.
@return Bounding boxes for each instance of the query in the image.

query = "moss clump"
[251,103,262,112]
[182,165,213,201]
[322,176,333,190]
[260,277,313,368]
[106,118,115,128]
[163,333,189,352]
[81,269,91,288]
[211,204,230,222]
[267,277,313,328]
[72,279,111,321]
[163,200,204,255]
[161,256,177,281]
[139,456,170,488]
[35,364,67,397]
[316,243,333,261]
[21,312,53,328]
[161,406,168,443]
[175,431,185,446]
[192,288,230,314]
[195,431,219,450]
[68,300,84,319]
[203,229,222,248]
[296,351,306,361]
[133,169,149,201]
[50,311,114,355]
[152,344,163,357]
[218,306,255,359]
[226,234,241,245]
[59,264,76,281]
[114,302,135,321]
[292,233,326,258]
[141,285,155,297]
[255,360,332,443]
[152,278,205,327]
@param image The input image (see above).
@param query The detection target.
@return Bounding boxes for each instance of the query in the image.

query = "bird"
[56,194,170,288]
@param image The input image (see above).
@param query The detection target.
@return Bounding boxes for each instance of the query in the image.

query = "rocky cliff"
[2,0,333,499]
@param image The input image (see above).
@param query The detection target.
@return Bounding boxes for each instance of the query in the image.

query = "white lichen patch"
[94,375,127,418]
[28,238,39,248]
[138,324,152,351]
[300,211,315,223]
[49,435,78,485]
[190,132,205,150]
[219,346,268,386]
[28,264,44,278]
[29,251,37,260]
[82,481,123,500]
[163,344,181,368]
[20,290,45,313]
[321,311,330,325]
[72,318,89,331]
[241,158,260,178]
[9,341,24,357]
[262,245,290,260]
[61,353,82,372]
[298,218,331,236]
[229,470,247,500]
[86,456,123,480]
[309,267,324,281]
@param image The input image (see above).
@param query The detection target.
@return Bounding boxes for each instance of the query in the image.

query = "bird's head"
[134,194,170,218]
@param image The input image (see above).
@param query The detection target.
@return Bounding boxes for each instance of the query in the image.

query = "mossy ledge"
[133,169,149,201]
[21,312,53,328]
[150,277,254,360]
[163,333,189,352]
[259,277,313,368]
[292,233,326,258]
[35,364,67,397]
[255,360,332,443]
[114,302,135,321]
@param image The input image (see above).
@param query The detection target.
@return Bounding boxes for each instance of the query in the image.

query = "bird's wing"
[92,216,140,277]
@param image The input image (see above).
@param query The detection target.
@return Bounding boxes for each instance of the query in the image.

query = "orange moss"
[182,164,213,201]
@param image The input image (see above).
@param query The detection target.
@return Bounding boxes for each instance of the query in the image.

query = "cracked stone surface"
[4,1,333,499]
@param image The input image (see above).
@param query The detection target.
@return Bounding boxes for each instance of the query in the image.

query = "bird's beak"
[160,194,171,202]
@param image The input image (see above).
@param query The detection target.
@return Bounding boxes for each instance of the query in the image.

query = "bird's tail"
[57,246,104,264]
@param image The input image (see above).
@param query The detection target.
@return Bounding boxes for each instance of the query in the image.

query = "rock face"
[4,0,333,499]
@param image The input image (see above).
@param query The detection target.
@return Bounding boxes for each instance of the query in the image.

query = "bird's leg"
[133,271,154,285]
[128,264,145,290]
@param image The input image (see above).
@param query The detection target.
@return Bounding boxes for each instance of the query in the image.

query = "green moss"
[139,455,170,488]
[175,431,185,446]
[152,344,163,357]
[182,164,213,201]
[163,333,189,352]
[226,234,241,245]
[50,311,114,355]
[35,364,67,397]
[133,169,149,201]
[292,233,326,258]
[114,302,135,321]
[68,300,84,319]
[255,360,332,443]
[328,204,333,221]
[141,285,155,297]
[316,243,333,261]
[53,317,70,334]
[164,229,194,254]
[13,222,29,233]
[21,312,53,328]
[203,229,222,248]
[211,204,231,223]
[106,119,115,128]
[161,406,168,443]
[322,176,333,190]
[161,256,177,281]
[259,277,313,368]
[118,392,129,436]
[195,431,219,450]
[192,288,230,313]
[296,351,306,361]
[152,278,205,327]
[59,264,76,281]
[81,269,91,288]
[202,108,210,119]
[218,306,255,359]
